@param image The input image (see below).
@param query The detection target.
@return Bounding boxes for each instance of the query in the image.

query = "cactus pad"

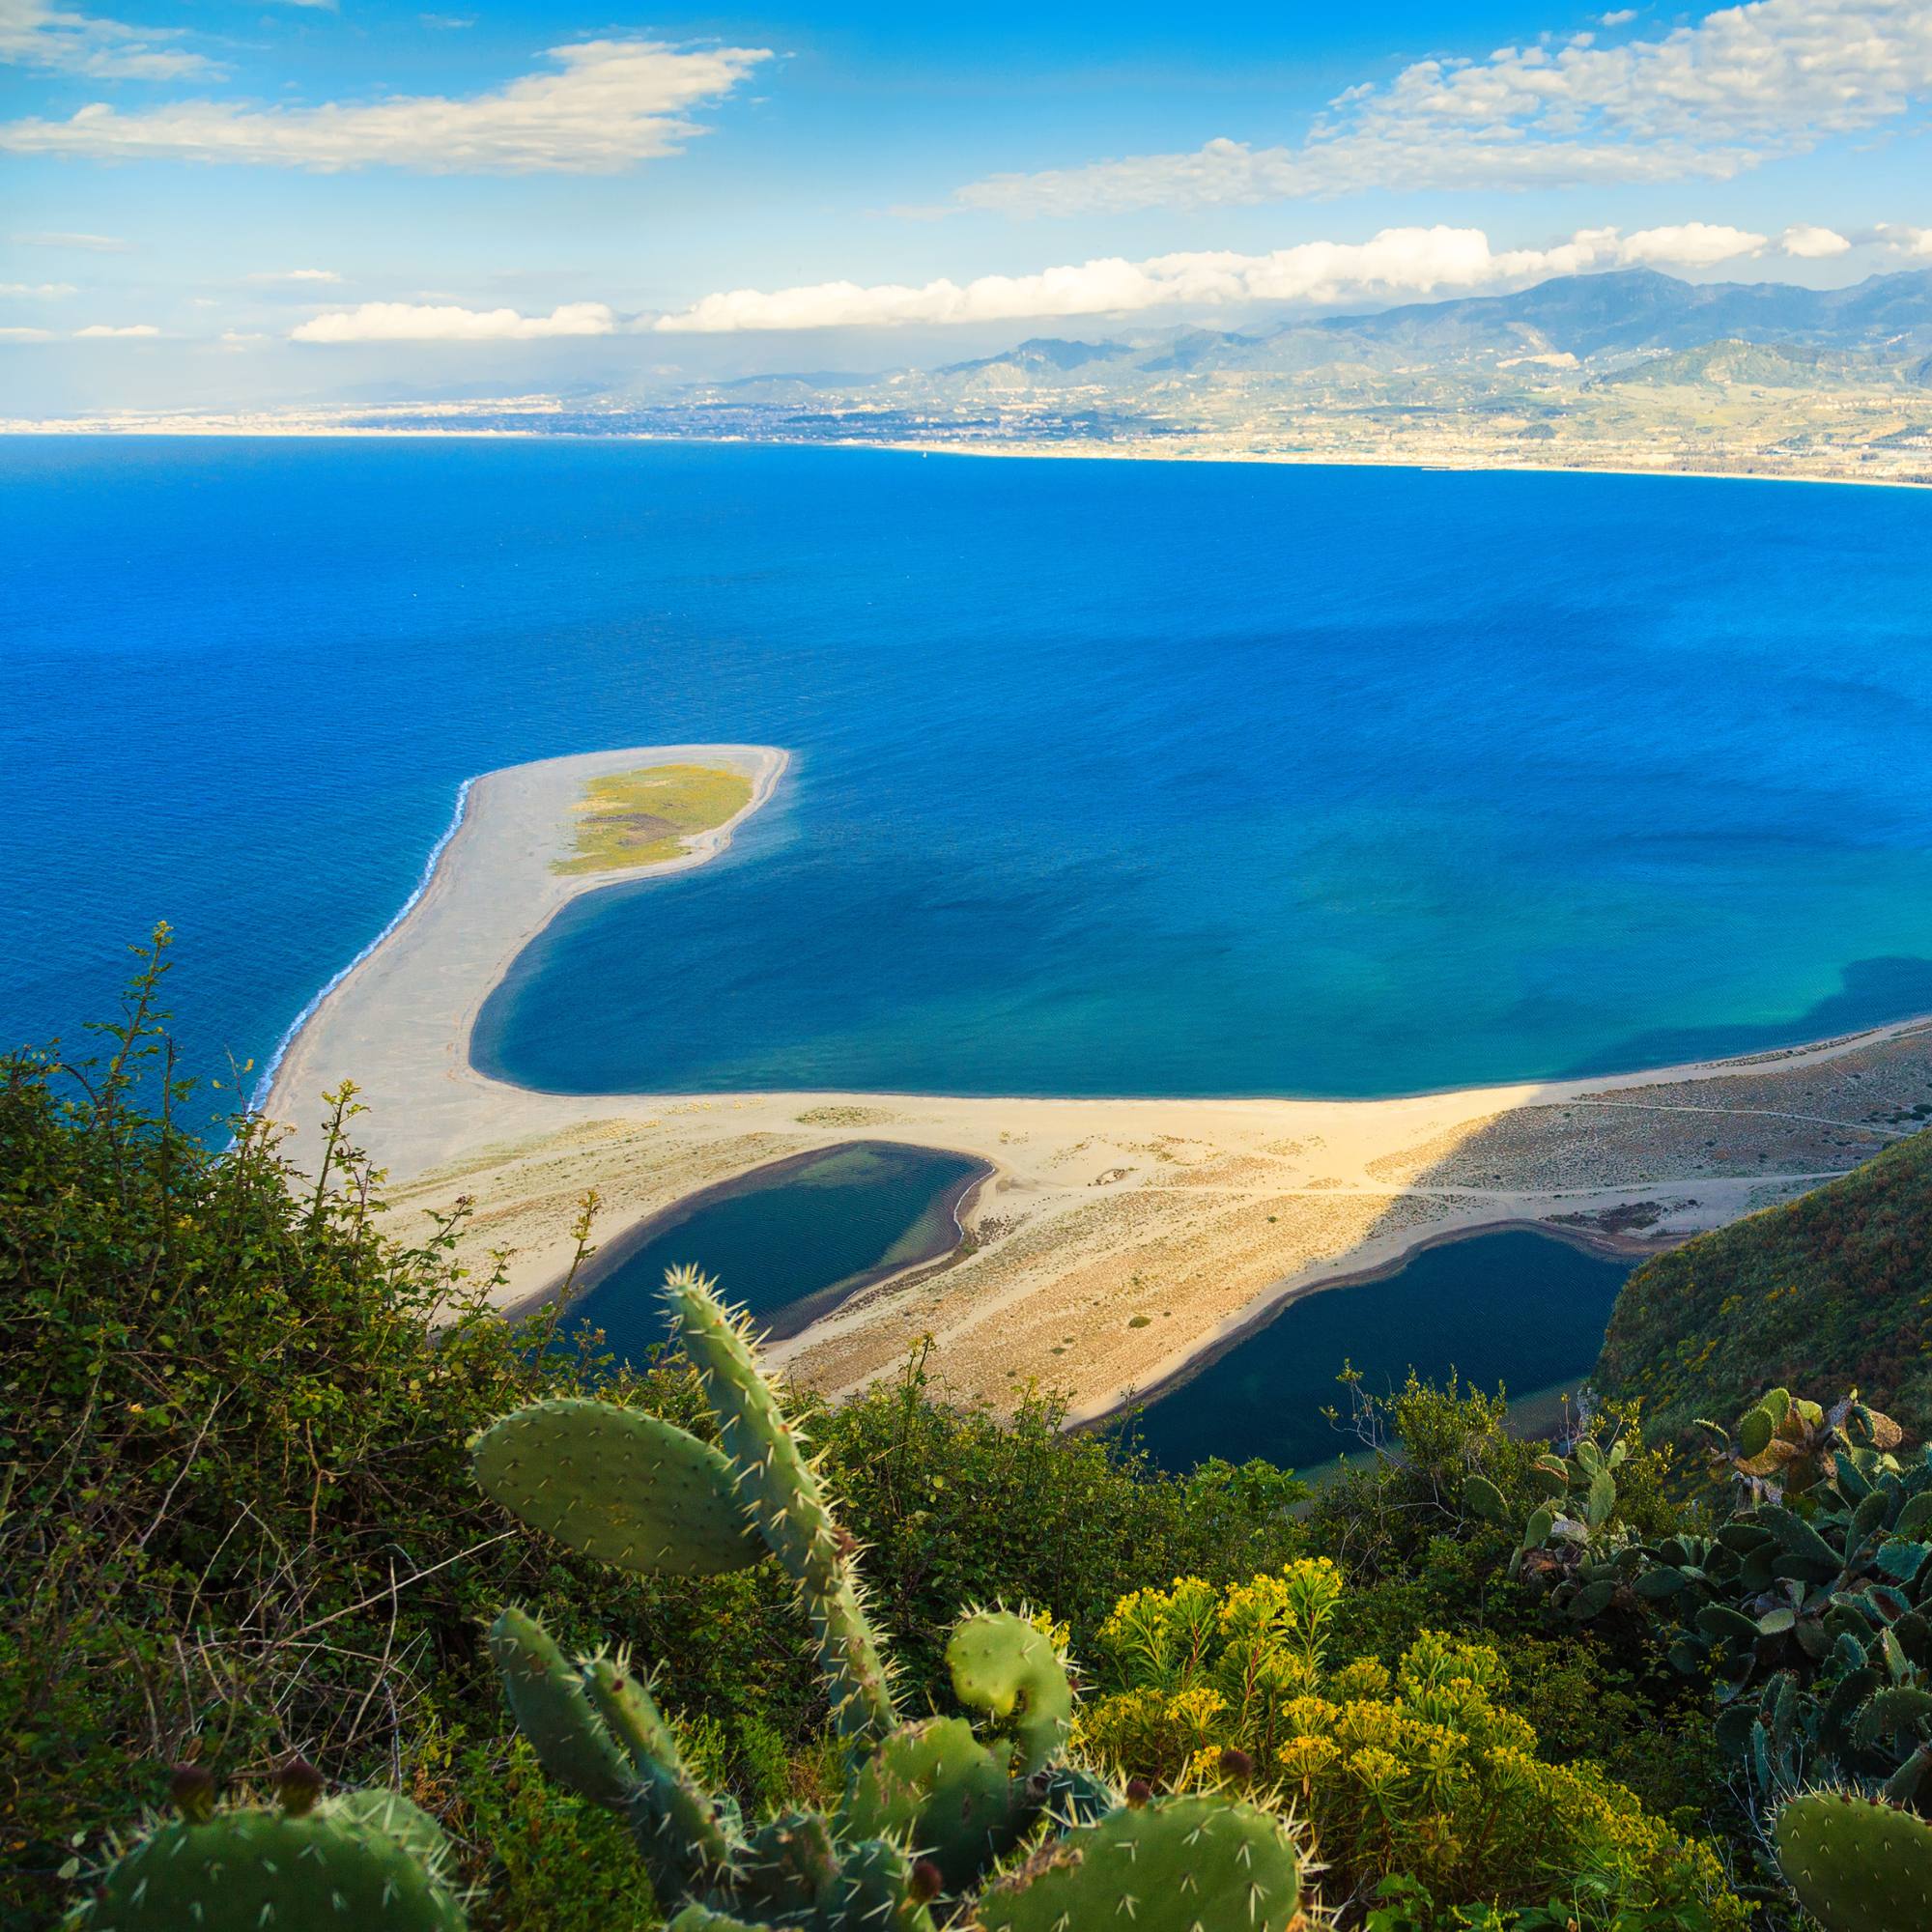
[81,1804,468,1931]
[318,1789,452,1869]
[666,1267,898,1742]
[1775,1790,1932,1932]
[489,1606,637,1807]
[667,1910,796,1932]
[947,1611,1073,1777]
[734,1810,843,1923]
[829,1836,942,1932]
[973,1792,1302,1932]
[841,1717,1018,1890]
[470,1399,758,1576]
[580,1656,738,1892]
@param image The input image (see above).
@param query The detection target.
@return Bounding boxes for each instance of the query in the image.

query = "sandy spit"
[263,743,1932,1423]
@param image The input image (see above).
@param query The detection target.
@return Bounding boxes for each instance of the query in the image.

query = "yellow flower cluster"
[1079,1572,1746,1930]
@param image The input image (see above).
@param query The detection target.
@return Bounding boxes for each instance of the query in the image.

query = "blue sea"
[6,437,1932,1110]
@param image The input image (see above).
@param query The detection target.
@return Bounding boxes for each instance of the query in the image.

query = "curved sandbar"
[264,744,1932,1425]
[265,743,788,1181]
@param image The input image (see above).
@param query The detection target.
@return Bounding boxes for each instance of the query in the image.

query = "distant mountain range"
[901,267,1932,394]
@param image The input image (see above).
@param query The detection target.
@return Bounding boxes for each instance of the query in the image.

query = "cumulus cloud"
[653,222,1777,333]
[249,268,342,283]
[292,299,617,342]
[1600,9,1638,22]
[74,322,158,336]
[0,325,56,340]
[1615,221,1766,267]
[955,0,1932,213]
[0,0,217,79]
[0,37,771,173]
[1779,223,1853,257]
[0,280,77,295]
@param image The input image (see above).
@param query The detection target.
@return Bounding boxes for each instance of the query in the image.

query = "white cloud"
[249,268,342,283]
[1600,9,1638,22]
[0,37,771,173]
[955,0,1932,213]
[0,280,76,295]
[74,321,158,336]
[10,229,130,250]
[0,0,217,79]
[419,12,475,26]
[1874,222,1932,255]
[653,223,1708,333]
[1779,223,1853,257]
[0,325,56,340]
[292,299,617,342]
[220,328,269,342]
[1615,221,1766,267]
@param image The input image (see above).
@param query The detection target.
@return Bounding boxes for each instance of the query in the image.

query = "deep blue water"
[1125,1231,1633,1472]
[558,1141,984,1363]
[7,439,1932,1112]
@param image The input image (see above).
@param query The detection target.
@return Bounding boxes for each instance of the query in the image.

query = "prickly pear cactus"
[663,1264,899,1744]
[839,1716,1015,1890]
[1774,1790,1932,1932]
[971,1792,1302,1932]
[489,1604,639,1807]
[667,1910,797,1932]
[474,1266,1309,1931]
[470,1396,759,1575]
[947,1610,1073,1776]
[71,1763,468,1932]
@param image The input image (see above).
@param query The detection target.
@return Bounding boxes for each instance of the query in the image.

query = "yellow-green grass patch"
[554,763,754,876]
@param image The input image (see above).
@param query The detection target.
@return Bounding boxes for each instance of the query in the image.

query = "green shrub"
[1077,1564,1748,1931]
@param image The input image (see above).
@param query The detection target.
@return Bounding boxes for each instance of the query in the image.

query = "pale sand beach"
[265,743,1932,1424]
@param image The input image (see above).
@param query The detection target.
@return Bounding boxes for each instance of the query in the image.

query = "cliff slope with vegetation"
[1596,1127,1932,1446]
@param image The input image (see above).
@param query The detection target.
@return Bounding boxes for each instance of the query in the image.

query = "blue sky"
[2,0,1929,411]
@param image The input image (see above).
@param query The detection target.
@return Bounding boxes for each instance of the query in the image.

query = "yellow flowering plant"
[1077,1569,1747,1931]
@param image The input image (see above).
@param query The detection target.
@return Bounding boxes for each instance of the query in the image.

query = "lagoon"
[1124,1231,1634,1472]
[554,1141,985,1366]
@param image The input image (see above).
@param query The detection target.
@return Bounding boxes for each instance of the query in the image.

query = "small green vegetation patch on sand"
[554,763,753,876]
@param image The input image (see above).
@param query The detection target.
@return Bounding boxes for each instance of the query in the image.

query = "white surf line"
[248,774,476,1115]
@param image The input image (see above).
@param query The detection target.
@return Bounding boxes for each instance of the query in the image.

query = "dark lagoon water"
[1124,1231,1634,1472]
[555,1142,984,1366]
[6,440,1932,1105]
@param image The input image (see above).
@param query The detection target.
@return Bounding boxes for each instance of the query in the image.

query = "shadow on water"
[554,1141,989,1367]
[1562,956,1932,1078]
[1120,1231,1633,1474]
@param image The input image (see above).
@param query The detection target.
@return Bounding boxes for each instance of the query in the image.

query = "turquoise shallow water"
[1124,1232,1634,1472]
[557,1142,984,1362]
[5,439,1932,1104]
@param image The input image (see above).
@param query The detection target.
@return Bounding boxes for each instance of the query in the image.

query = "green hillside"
[1595,1127,1932,1445]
